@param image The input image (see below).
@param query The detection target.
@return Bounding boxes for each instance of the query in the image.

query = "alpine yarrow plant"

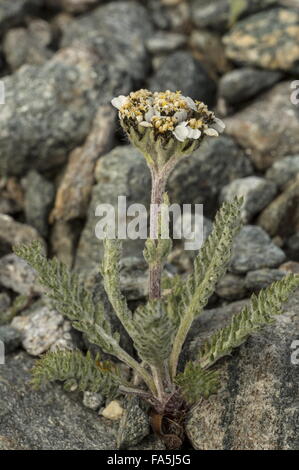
[14,89,299,449]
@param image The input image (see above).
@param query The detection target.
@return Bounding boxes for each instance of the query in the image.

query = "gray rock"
[0,214,44,256]
[148,51,217,107]
[258,175,299,237]
[186,292,299,449]
[0,46,131,176]
[146,32,187,54]
[11,305,76,356]
[216,273,247,300]
[117,397,150,449]
[245,268,286,291]
[76,145,151,272]
[230,226,286,273]
[61,1,153,82]
[285,232,299,262]
[46,0,101,14]
[190,0,276,31]
[219,67,282,106]
[130,434,165,451]
[0,253,41,295]
[168,136,253,217]
[224,8,299,73]
[220,176,277,223]
[0,351,117,449]
[225,82,299,170]
[3,25,53,71]
[0,0,42,33]
[0,326,21,354]
[189,30,229,76]
[50,220,78,269]
[83,391,104,411]
[266,156,299,188]
[0,292,11,315]
[24,170,55,237]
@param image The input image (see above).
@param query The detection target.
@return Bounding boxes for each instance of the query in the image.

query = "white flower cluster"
[111,89,225,143]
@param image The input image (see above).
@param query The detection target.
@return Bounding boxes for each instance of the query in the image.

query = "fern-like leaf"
[132,300,176,366]
[14,241,118,354]
[170,197,243,377]
[181,196,243,318]
[175,361,220,404]
[101,238,134,336]
[198,274,299,369]
[31,349,122,398]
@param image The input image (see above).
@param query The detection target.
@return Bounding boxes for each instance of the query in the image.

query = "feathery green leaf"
[31,349,122,398]
[198,274,299,369]
[132,300,176,366]
[175,361,220,404]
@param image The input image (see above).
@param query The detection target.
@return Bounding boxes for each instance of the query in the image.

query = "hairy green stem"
[95,323,157,395]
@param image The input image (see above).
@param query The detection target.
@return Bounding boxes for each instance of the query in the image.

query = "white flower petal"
[187,128,201,139]
[204,128,219,137]
[144,107,155,122]
[212,117,226,133]
[183,96,197,111]
[173,122,189,142]
[139,121,153,127]
[174,110,188,122]
[111,95,128,110]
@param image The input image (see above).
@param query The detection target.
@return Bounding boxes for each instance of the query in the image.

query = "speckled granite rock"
[230,225,286,273]
[11,305,76,355]
[0,47,131,176]
[61,1,153,81]
[0,351,118,449]
[224,8,299,73]
[220,176,277,223]
[117,397,150,449]
[168,136,253,217]
[3,23,53,71]
[75,145,151,271]
[146,32,186,54]
[266,156,299,188]
[0,253,41,295]
[219,67,282,106]
[186,292,299,450]
[146,0,190,32]
[190,0,276,31]
[148,51,216,107]
[258,175,299,237]
[225,82,299,170]
[24,171,55,238]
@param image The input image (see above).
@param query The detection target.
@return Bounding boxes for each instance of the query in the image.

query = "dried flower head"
[111,89,225,168]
